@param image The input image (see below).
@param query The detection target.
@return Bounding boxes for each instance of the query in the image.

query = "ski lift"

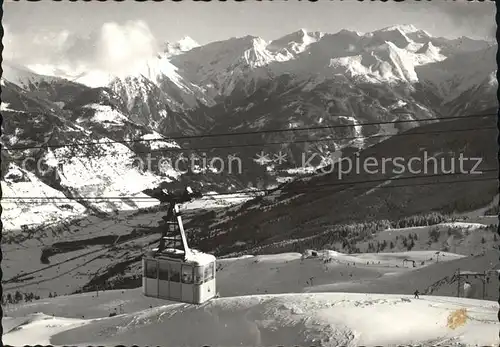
[142,187,216,304]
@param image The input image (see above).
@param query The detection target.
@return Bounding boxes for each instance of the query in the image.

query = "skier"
[463,281,472,298]
[414,290,420,299]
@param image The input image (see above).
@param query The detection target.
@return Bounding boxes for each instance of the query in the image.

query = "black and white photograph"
[1,0,499,345]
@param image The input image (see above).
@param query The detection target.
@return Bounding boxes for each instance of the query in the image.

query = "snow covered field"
[180,192,258,210]
[3,215,497,298]
[3,248,499,346]
[4,289,498,346]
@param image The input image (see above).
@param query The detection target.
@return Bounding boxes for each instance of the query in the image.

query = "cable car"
[142,187,217,304]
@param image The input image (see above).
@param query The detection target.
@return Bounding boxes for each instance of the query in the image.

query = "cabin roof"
[146,248,216,265]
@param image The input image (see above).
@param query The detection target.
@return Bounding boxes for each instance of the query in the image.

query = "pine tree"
[14,291,22,303]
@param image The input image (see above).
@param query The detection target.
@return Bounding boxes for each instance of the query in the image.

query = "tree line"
[1,291,59,305]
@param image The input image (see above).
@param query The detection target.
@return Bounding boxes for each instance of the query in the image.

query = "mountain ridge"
[1,24,497,232]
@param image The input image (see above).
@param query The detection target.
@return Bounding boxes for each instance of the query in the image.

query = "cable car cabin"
[142,191,216,304]
[142,248,216,304]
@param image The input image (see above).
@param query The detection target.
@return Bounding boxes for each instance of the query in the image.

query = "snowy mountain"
[1,24,497,232]
[178,25,495,177]
[159,25,495,170]
[108,54,216,112]
[16,25,495,123]
[17,25,496,108]
[168,25,494,99]
[25,49,216,116]
[163,36,200,57]
[267,28,324,56]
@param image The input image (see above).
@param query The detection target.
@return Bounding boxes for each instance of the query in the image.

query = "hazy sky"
[4,0,496,44]
[3,0,495,76]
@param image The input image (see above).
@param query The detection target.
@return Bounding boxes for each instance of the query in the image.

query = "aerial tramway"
[142,187,217,304]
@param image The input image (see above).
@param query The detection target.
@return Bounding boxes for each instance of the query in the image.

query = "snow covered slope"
[108,54,216,114]
[415,44,497,103]
[2,62,91,105]
[190,112,498,255]
[2,164,87,232]
[0,78,257,233]
[3,280,498,346]
[2,61,67,90]
[0,80,172,231]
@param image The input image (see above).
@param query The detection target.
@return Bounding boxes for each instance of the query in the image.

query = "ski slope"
[3,249,498,346]
[3,290,497,347]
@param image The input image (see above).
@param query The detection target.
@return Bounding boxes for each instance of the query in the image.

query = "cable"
[3,178,496,283]
[2,176,497,207]
[3,175,497,287]
[3,169,497,202]
[3,113,495,152]
[136,126,497,155]
[5,126,495,161]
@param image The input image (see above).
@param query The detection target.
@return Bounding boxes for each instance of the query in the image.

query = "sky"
[4,0,496,44]
[2,0,496,75]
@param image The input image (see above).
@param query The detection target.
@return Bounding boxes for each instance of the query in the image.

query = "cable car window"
[204,262,214,282]
[194,266,203,284]
[145,260,158,279]
[169,263,181,282]
[182,265,193,284]
[158,261,169,281]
